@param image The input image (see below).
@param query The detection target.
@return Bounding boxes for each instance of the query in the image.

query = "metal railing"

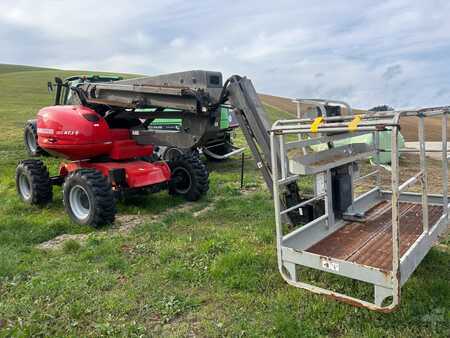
[269,104,449,312]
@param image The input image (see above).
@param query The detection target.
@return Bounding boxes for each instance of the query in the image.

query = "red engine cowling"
[36,105,152,160]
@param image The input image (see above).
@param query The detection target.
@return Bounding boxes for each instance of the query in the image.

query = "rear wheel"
[16,159,52,205]
[63,169,116,227]
[24,120,47,157]
[163,147,185,161]
[168,153,209,201]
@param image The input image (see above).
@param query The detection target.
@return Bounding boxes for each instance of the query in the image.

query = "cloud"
[383,65,403,81]
[0,0,449,108]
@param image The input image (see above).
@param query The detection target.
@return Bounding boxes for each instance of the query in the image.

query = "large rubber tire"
[63,169,116,227]
[24,120,47,157]
[168,153,209,201]
[16,159,52,205]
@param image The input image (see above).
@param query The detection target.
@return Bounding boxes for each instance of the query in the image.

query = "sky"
[1,0,450,109]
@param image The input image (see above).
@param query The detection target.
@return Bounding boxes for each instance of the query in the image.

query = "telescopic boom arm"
[74,70,302,223]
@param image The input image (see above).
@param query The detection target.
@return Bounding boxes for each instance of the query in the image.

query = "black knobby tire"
[16,159,52,205]
[63,169,116,227]
[24,120,47,157]
[168,153,209,201]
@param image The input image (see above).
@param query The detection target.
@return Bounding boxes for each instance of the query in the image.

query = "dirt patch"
[37,201,215,250]
[193,205,215,218]
[115,214,145,234]
[240,186,260,195]
[36,233,89,250]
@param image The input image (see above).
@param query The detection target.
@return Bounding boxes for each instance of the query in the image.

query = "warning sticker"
[321,259,340,272]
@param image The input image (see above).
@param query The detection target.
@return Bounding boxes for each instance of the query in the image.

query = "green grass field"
[0,64,448,337]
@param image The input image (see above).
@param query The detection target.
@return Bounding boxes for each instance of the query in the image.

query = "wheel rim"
[172,167,192,194]
[164,148,183,161]
[26,129,37,152]
[69,185,91,221]
[18,174,31,200]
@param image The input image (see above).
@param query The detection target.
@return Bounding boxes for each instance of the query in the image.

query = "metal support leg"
[390,125,401,307]
[442,113,448,219]
[279,135,287,179]
[270,132,284,270]
[325,170,334,228]
[284,263,298,282]
[419,116,429,232]
[374,131,382,188]
[374,285,393,306]
[240,152,245,189]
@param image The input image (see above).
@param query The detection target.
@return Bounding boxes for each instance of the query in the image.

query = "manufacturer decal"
[37,128,54,135]
[321,258,340,272]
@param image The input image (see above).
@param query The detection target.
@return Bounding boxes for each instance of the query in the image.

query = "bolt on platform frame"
[269,105,449,312]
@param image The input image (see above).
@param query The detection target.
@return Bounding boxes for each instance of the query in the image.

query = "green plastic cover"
[149,107,231,129]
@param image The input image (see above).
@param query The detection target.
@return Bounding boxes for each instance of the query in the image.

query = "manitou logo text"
[37,128,54,135]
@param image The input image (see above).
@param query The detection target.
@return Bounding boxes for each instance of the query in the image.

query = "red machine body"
[37,105,136,160]
[36,105,171,188]
[59,160,171,189]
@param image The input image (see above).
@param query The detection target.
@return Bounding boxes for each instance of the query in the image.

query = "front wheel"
[168,154,209,201]
[16,159,52,205]
[63,169,116,227]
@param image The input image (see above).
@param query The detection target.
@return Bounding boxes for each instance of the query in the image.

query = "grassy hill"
[0,64,448,336]
[0,63,56,75]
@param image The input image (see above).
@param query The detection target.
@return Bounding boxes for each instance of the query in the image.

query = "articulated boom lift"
[16,70,449,311]
[76,72,305,224]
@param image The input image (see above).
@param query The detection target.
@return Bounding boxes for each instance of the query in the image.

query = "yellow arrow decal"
[348,115,362,131]
[311,117,324,133]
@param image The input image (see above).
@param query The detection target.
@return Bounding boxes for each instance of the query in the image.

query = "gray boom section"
[82,83,200,111]
[79,70,223,111]
[115,70,223,102]
[226,76,301,225]
[226,76,275,192]
[75,70,225,149]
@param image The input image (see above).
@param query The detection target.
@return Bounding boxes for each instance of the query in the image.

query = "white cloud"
[0,0,449,108]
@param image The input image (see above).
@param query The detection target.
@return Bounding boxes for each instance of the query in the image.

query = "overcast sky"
[1,0,449,108]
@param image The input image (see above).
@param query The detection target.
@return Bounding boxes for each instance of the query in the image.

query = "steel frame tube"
[280,193,326,216]
[418,116,429,232]
[442,113,448,218]
[390,124,401,308]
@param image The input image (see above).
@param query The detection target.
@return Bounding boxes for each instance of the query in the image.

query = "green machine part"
[150,106,231,129]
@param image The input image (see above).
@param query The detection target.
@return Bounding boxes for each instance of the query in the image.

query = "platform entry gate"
[269,102,449,312]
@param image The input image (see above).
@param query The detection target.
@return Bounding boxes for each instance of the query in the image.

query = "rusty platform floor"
[306,201,443,271]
